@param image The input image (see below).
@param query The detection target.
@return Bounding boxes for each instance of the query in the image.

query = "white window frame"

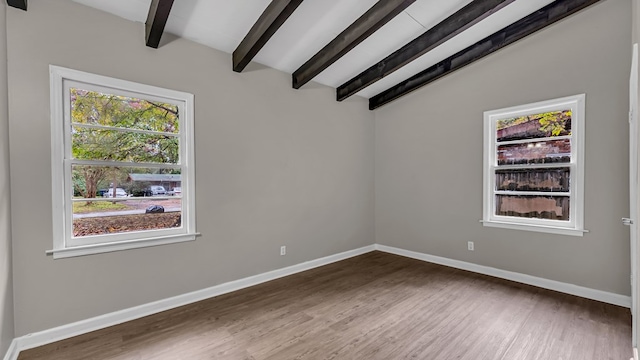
[482,94,586,236]
[49,65,197,259]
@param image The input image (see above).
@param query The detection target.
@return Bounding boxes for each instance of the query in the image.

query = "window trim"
[482,94,586,236]
[49,65,198,259]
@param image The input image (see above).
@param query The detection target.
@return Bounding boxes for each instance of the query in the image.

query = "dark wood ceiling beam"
[145,0,175,48]
[337,0,515,101]
[369,0,601,110]
[233,0,304,72]
[7,0,27,11]
[292,0,417,89]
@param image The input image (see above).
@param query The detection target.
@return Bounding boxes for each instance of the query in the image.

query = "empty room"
[1,0,638,359]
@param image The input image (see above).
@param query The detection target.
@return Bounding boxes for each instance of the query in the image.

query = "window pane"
[70,88,179,134]
[72,126,179,164]
[495,168,570,192]
[497,139,571,165]
[73,198,182,237]
[495,195,569,221]
[71,165,181,199]
[496,110,571,142]
[71,163,183,238]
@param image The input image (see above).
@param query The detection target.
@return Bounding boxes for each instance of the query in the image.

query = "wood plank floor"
[18,251,631,360]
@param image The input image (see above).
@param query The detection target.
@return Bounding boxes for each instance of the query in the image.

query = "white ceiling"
[71,0,555,99]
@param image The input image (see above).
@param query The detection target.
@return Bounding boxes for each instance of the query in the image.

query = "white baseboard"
[3,243,633,360]
[375,244,632,308]
[5,245,375,359]
[2,339,18,360]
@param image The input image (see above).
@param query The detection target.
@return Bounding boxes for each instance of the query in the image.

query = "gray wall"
[6,0,374,336]
[634,0,639,44]
[0,1,15,354]
[374,0,632,296]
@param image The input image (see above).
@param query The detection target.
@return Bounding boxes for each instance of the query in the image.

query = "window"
[49,66,197,259]
[482,94,585,236]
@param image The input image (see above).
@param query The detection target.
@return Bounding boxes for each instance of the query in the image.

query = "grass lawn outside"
[73,200,132,214]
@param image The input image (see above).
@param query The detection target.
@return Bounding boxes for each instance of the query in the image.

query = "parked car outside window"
[173,187,181,196]
[104,188,128,198]
[149,185,166,196]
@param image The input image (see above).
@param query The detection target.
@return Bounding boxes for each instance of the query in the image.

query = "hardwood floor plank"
[17,251,631,360]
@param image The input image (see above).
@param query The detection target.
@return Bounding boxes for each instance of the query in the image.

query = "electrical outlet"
[467,241,474,251]
[280,246,286,256]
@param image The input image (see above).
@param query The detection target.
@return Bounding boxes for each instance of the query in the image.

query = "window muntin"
[50,66,196,258]
[483,95,585,236]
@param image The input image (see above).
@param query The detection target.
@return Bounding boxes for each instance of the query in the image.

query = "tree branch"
[146,101,178,115]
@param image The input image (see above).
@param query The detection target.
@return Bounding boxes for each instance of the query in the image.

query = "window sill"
[481,220,587,237]
[47,233,200,259]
